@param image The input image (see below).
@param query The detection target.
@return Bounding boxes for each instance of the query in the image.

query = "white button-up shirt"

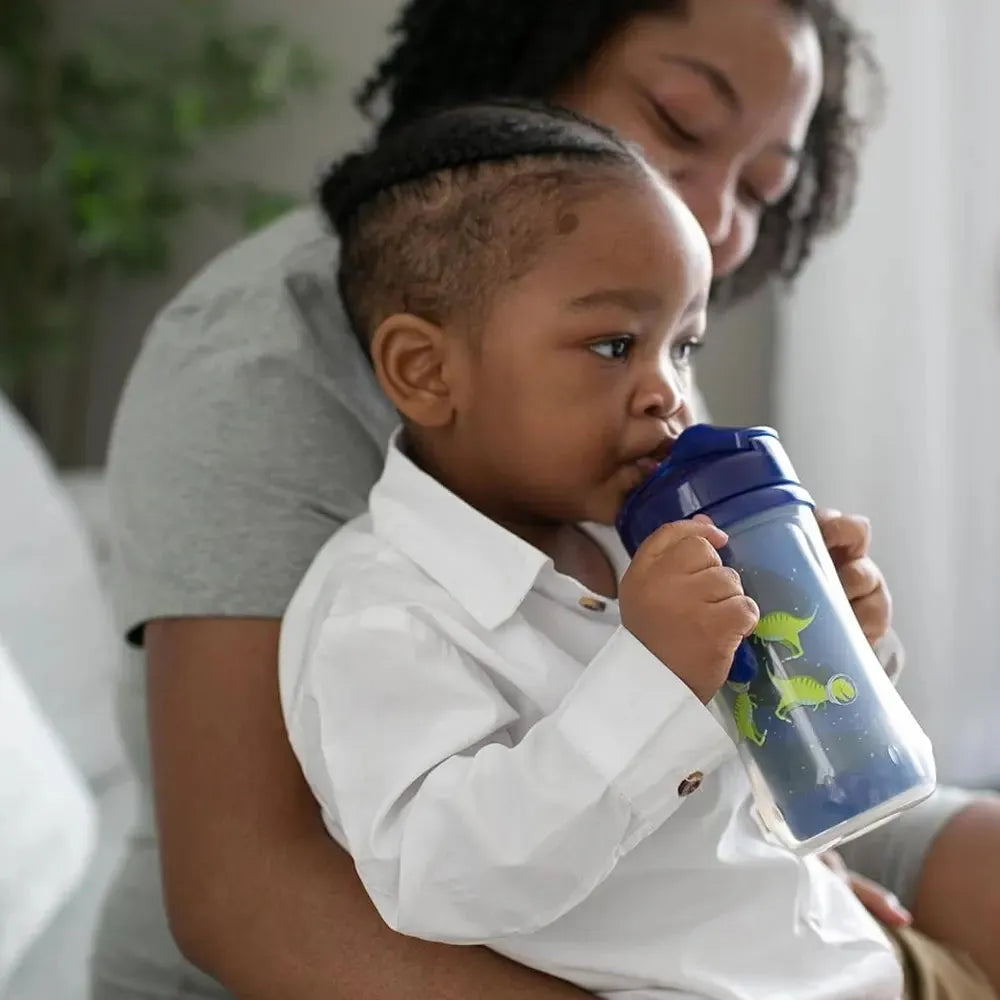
[280,438,902,1000]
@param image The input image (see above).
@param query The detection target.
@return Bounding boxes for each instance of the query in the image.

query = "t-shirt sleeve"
[107,270,395,643]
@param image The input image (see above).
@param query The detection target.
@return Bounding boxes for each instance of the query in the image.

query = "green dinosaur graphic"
[767,668,858,722]
[729,682,768,747]
[753,608,817,660]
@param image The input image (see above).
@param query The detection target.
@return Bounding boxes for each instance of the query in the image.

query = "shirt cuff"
[554,627,734,838]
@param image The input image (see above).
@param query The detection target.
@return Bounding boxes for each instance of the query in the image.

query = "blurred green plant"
[0,0,323,460]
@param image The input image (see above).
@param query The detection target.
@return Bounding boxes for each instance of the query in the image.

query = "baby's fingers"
[690,566,745,604]
[639,519,728,559]
[818,511,872,564]
[713,593,760,640]
[838,557,882,602]
[852,590,892,643]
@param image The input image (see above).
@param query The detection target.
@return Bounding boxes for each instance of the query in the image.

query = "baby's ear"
[370,314,458,428]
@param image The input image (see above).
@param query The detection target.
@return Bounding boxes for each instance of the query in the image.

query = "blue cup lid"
[616,424,814,553]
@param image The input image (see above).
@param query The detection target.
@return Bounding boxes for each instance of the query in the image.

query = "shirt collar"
[369,431,564,630]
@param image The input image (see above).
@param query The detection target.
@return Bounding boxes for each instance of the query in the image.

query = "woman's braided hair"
[356,0,880,302]
[321,101,653,352]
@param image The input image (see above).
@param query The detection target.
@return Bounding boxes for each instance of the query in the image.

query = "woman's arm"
[147,616,593,1000]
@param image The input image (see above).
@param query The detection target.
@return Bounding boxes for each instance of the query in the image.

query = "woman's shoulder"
[182,205,335,297]
[109,204,396,487]
[105,208,398,633]
[132,206,347,371]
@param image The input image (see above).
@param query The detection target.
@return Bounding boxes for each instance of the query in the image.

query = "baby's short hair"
[319,101,651,351]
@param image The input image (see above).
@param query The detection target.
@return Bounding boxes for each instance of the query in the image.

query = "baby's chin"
[574,494,626,529]
[589,509,619,528]
[530,482,631,529]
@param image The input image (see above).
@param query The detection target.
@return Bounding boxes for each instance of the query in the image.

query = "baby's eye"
[590,336,634,361]
[672,339,704,367]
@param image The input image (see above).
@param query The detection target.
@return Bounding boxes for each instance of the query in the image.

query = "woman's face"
[558,0,823,278]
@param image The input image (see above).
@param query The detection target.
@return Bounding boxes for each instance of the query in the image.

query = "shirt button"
[678,771,704,797]
[578,596,607,613]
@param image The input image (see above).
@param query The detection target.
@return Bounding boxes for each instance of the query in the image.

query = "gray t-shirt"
[109,207,398,644]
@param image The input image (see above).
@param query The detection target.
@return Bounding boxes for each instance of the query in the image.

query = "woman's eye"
[590,336,634,361]
[653,103,703,148]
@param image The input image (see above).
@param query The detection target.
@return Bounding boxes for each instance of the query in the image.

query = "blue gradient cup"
[617,425,936,854]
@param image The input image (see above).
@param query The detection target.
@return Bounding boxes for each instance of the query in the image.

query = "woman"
[94,1,1000,998]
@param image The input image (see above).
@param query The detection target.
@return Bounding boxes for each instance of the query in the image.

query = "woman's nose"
[670,167,754,277]
[675,173,737,249]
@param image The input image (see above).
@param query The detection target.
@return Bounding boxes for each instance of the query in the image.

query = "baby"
[279,102,903,999]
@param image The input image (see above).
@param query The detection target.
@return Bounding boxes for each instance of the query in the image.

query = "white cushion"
[0,638,97,988]
[3,778,134,1000]
[0,395,123,784]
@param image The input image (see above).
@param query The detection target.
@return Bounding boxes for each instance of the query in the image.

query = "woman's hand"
[814,509,892,644]
[820,850,912,928]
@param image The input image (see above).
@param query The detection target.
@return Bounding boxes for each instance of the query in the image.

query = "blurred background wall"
[778,0,1000,784]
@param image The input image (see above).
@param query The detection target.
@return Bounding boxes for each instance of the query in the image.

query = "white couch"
[0,395,136,1000]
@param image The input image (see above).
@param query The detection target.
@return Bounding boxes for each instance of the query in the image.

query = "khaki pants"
[888,925,996,1000]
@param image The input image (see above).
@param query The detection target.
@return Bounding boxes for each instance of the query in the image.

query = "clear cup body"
[715,504,936,855]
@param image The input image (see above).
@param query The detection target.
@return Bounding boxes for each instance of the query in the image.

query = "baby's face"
[447,175,713,528]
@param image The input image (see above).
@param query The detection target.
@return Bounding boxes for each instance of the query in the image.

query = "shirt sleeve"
[106,262,397,642]
[284,607,733,944]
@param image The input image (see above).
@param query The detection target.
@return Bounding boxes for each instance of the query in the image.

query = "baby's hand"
[815,509,892,644]
[620,517,759,704]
